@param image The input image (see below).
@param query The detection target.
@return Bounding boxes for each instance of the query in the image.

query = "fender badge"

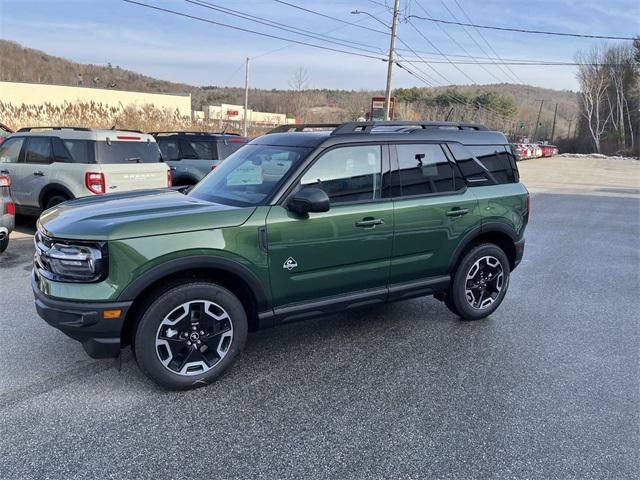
[283,257,298,271]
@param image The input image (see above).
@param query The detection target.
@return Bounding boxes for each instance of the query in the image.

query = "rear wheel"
[445,244,510,320]
[0,235,8,253]
[134,282,248,390]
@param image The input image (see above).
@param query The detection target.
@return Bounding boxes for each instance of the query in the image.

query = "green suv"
[33,121,529,390]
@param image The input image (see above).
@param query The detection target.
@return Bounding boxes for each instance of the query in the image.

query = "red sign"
[226,110,239,117]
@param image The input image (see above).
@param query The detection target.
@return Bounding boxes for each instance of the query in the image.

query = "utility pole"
[384,0,400,121]
[550,103,558,143]
[243,57,250,137]
[533,99,544,142]
[567,117,573,139]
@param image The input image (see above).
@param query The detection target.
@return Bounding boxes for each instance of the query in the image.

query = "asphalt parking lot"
[0,156,638,479]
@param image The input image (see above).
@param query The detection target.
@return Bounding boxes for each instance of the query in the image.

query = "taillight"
[524,193,531,224]
[7,202,14,216]
[85,172,105,194]
[167,169,173,187]
[210,165,217,171]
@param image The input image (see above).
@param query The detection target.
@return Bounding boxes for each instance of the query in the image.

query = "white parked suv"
[0,127,171,215]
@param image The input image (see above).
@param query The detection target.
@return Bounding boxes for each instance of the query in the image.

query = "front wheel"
[445,244,510,320]
[134,282,248,390]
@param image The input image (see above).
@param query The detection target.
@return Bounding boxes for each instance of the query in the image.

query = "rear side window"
[95,141,162,164]
[158,140,180,161]
[395,144,458,196]
[449,143,517,185]
[218,139,247,159]
[188,141,218,160]
[24,137,52,164]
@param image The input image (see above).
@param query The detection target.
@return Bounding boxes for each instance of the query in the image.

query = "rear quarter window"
[95,141,162,164]
[448,143,518,185]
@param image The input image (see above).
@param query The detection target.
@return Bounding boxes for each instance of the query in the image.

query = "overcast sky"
[1,0,638,92]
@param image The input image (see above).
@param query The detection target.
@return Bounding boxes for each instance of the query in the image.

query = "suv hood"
[39,189,255,241]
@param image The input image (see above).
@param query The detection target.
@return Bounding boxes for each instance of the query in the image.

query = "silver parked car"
[0,127,171,216]
[0,174,14,253]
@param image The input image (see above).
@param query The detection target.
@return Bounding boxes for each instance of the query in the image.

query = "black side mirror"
[287,187,330,214]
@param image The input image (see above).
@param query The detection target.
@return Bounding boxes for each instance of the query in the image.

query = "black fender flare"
[448,221,519,273]
[39,184,74,209]
[171,174,200,186]
[116,255,270,312]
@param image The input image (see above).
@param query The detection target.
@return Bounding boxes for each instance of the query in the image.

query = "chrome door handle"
[356,217,385,228]
[446,208,469,217]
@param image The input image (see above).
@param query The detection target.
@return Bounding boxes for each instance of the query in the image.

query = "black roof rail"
[267,124,340,134]
[149,131,241,136]
[331,121,489,135]
[17,126,92,132]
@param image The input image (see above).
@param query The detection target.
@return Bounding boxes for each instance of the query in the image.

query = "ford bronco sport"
[33,121,529,390]
[0,127,171,216]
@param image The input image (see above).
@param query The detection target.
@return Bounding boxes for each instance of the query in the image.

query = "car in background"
[539,144,559,157]
[151,131,248,186]
[0,127,171,216]
[527,144,542,158]
[511,144,527,161]
[0,122,14,146]
[0,174,15,253]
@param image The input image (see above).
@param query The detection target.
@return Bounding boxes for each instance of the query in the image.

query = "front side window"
[95,141,162,164]
[301,145,381,204]
[0,137,25,163]
[189,145,310,207]
[24,137,52,164]
[396,144,456,196]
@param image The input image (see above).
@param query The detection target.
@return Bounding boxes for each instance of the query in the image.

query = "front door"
[8,137,53,208]
[267,144,393,308]
[389,142,481,286]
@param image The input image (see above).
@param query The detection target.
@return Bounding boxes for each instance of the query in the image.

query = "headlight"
[34,230,108,282]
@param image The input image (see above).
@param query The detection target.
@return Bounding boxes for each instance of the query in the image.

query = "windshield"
[189,144,310,207]
[96,141,162,164]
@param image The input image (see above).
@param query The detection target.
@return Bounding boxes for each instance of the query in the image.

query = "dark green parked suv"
[33,121,529,390]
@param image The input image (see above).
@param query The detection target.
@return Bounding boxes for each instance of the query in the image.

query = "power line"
[185,0,384,54]
[272,0,389,35]
[407,14,637,40]
[411,2,501,83]
[121,0,387,61]
[435,0,516,83]
[452,0,524,83]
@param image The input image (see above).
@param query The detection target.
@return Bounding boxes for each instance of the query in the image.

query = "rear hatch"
[95,134,169,192]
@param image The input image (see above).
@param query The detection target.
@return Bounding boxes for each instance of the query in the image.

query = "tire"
[445,243,510,321]
[45,194,69,210]
[134,282,248,390]
[0,235,8,254]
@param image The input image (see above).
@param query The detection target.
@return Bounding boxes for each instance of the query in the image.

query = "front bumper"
[32,273,131,358]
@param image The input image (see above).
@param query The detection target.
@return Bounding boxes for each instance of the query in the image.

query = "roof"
[149,131,245,138]
[253,121,508,148]
[12,127,156,142]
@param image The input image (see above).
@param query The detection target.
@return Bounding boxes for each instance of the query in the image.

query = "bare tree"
[576,46,611,153]
[289,67,311,121]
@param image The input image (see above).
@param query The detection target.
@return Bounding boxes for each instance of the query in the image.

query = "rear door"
[389,142,481,289]
[266,144,394,308]
[96,139,168,192]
